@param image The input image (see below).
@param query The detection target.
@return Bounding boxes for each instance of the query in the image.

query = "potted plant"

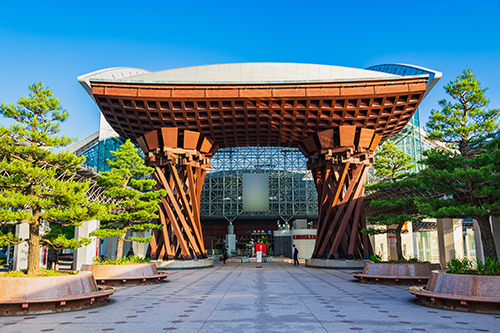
[82,140,168,286]
[0,82,115,315]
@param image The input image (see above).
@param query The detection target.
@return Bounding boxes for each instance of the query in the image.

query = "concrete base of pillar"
[153,259,214,270]
[306,258,368,269]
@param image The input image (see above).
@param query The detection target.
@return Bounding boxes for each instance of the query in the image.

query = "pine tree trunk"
[116,232,127,260]
[27,221,41,275]
[477,215,498,261]
[396,224,404,261]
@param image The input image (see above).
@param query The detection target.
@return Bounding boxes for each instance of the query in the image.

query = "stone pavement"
[1,262,498,332]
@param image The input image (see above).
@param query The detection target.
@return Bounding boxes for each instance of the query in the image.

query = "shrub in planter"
[92,256,151,265]
[409,257,500,313]
[447,257,500,275]
[81,256,166,285]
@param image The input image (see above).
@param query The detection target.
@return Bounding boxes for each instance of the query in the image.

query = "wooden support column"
[300,126,381,260]
[138,128,217,261]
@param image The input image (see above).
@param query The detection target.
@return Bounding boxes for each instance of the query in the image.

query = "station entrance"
[79,63,434,261]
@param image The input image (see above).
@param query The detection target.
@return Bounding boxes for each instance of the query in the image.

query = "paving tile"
[1,263,499,333]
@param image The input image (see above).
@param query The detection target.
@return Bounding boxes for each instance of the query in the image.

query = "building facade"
[73,62,441,259]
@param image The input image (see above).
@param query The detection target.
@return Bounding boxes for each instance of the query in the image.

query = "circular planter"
[352,262,442,285]
[0,271,115,316]
[81,262,168,286]
[408,270,500,314]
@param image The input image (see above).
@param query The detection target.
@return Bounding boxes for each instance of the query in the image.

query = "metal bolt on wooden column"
[299,126,381,260]
[137,128,218,260]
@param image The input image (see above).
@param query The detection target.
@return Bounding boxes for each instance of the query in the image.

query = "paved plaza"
[1,262,498,332]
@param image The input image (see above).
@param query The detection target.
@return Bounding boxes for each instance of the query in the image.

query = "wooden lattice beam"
[91,77,428,148]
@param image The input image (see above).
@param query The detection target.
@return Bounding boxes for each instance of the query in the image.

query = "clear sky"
[1,0,499,143]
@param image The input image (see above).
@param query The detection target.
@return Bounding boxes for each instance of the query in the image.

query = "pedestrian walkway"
[1,263,498,332]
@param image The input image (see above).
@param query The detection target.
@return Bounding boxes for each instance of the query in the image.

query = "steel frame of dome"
[79,63,441,260]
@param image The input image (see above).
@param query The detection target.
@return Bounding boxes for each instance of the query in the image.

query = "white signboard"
[256,251,262,263]
[243,173,269,212]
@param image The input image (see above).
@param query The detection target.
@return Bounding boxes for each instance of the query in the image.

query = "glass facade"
[366,64,437,84]
[77,137,125,173]
[200,147,317,220]
[365,64,442,176]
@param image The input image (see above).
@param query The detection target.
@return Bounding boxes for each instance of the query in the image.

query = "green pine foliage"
[418,68,500,261]
[89,140,166,260]
[0,81,102,275]
[426,67,499,158]
[363,141,422,261]
[0,269,78,277]
[372,141,416,182]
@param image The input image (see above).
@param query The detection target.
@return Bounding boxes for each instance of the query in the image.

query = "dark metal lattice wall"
[200,146,317,221]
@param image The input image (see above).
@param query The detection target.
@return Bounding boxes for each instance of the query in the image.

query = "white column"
[13,223,29,271]
[225,222,236,252]
[490,216,500,260]
[131,230,150,258]
[100,238,108,258]
[73,220,99,270]
[472,219,483,261]
[106,236,118,259]
[437,218,463,267]
[401,221,414,259]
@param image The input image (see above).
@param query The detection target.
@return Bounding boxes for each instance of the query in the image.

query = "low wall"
[0,272,99,301]
[306,259,367,269]
[426,270,500,297]
[81,263,158,278]
[154,259,214,270]
[362,262,442,277]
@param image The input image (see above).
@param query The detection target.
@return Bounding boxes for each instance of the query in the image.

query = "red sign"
[293,235,316,240]
[254,244,267,255]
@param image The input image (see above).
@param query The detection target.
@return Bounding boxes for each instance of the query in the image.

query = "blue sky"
[1,0,499,143]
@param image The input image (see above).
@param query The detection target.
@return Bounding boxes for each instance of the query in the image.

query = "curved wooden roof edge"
[79,63,440,149]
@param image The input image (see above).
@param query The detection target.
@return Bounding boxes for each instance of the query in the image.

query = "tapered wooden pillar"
[299,126,381,260]
[137,128,218,260]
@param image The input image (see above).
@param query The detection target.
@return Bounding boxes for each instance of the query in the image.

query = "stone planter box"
[408,270,500,314]
[81,262,168,286]
[352,262,442,285]
[0,271,115,316]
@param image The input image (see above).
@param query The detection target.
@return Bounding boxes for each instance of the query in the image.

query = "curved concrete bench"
[0,272,115,316]
[352,262,442,285]
[408,270,500,314]
[81,263,168,286]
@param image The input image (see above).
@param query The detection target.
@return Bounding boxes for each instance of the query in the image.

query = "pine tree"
[0,81,101,275]
[363,141,421,261]
[372,141,416,182]
[90,140,166,260]
[426,67,499,159]
[418,68,500,261]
